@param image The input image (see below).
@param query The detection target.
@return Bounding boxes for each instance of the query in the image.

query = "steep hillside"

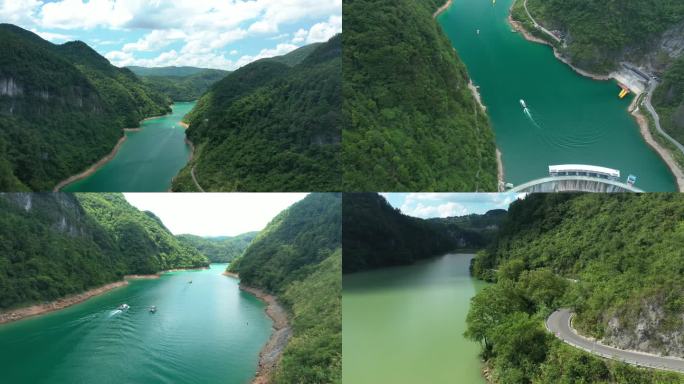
[343,193,500,273]
[171,37,341,192]
[128,66,230,102]
[270,43,323,67]
[228,193,341,383]
[77,194,208,273]
[522,0,684,74]
[343,0,498,191]
[653,56,684,143]
[177,232,257,263]
[0,24,170,191]
[0,193,207,310]
[466,193,684,383]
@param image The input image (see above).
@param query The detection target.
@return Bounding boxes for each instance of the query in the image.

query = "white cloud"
[0,0,42,25]
[230,50,238,55]
[29,28,72,42]
[292,15,341,44]
[233,43,300,69]
[404,201,469,219]
[123,29,186,52]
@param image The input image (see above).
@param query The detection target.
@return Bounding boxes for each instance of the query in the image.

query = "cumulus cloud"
[292,15,341,44]
[396,193,526,219]
[3,0,340,71]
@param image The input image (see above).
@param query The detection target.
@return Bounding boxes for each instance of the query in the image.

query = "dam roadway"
[547,309,684,373]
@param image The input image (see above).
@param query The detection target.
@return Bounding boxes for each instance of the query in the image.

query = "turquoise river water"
[438,0,676,191]
[0,264,272,384]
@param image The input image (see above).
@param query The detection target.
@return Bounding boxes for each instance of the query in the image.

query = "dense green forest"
[342,193,503,273]
[343,0,498,191]
[0,193,207,309]
[522,0,684,74]
[77,194,208,273]
[228,193,341,383]
[128,66,229,102]
[466,193,684,383]
[654,56,684,144]
[171,37,341,192]
[176,232,257,263]
[0,24,170,191]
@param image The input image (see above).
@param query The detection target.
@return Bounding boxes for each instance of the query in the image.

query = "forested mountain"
[228,193,341,383]
[653,56,684,144]
[343,193,501,273]
[128,66,230,102]
[343,0,498,191]
[176,232,257,263]
[269,43,323,67]
[521,0,684,74]
[171,37,341,192]
[0,24,170,191]
[466,193,684,383]
[0,193,207,309]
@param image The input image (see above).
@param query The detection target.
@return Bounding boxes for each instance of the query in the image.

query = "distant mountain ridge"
[171,37,341,191]
[342,193,503,273]
[128,66,231,102]
[0,24,170,191]
[177,232,258,263]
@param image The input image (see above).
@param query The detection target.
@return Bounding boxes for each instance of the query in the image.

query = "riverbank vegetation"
[128,66,229,102]
[342,193,504,273]
[342,0,498,191]
[523,0,684,74]
[0,193,207,310]
[228,193,341,383]
[467,193,684,383]
[0,24,170,191]
[654,57,684,144]
[171,37,340,192]
[176,232,257,263]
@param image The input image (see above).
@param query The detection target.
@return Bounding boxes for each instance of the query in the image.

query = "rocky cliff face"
[0,193,89,238]
[604,298,684,357]
[632,21,684,75]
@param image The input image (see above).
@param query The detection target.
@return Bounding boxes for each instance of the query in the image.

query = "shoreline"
[225,274,291,384]
[433,0,453,18]
[0,266,211,325]
[52,110,173,192]
[496,148,505,191]
[509,10,684,191]
[179,121,189,129]
[0,281,128,325]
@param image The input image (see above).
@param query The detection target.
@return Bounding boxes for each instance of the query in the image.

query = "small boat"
[117,304,130,311]
[520,99,527,109]
[188,280,192,284]
[476,29,480,35]
[149,306,157,313]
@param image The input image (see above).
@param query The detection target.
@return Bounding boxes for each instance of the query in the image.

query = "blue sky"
[0,0,341,70]
[381,193,527,219]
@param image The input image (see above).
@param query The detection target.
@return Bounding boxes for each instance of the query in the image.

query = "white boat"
[520,99,527,109]
[117,304,130,311]
[149,306,157,313]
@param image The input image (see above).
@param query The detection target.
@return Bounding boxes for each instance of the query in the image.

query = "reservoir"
[0,264,272,384]
[63,102,195,192]
[437,0,676,191]
[342,253,487,383]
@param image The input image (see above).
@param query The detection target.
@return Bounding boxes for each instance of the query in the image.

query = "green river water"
[343,253,487,384]
[0,264,272,384]
[438,0,676,192]
[64,102,195,192]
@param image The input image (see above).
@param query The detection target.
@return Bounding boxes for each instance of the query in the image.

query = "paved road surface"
[547,309,684,373]
[642,81,684,155]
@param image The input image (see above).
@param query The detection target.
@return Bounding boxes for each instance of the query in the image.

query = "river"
[437,0,676,192]
[0,264,272,384]
[63,102,195,192]
[342,253,487,383]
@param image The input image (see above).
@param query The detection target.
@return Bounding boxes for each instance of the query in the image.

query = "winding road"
[523,0,561,43]
[642,81,684,156]
[547,309,684,373]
